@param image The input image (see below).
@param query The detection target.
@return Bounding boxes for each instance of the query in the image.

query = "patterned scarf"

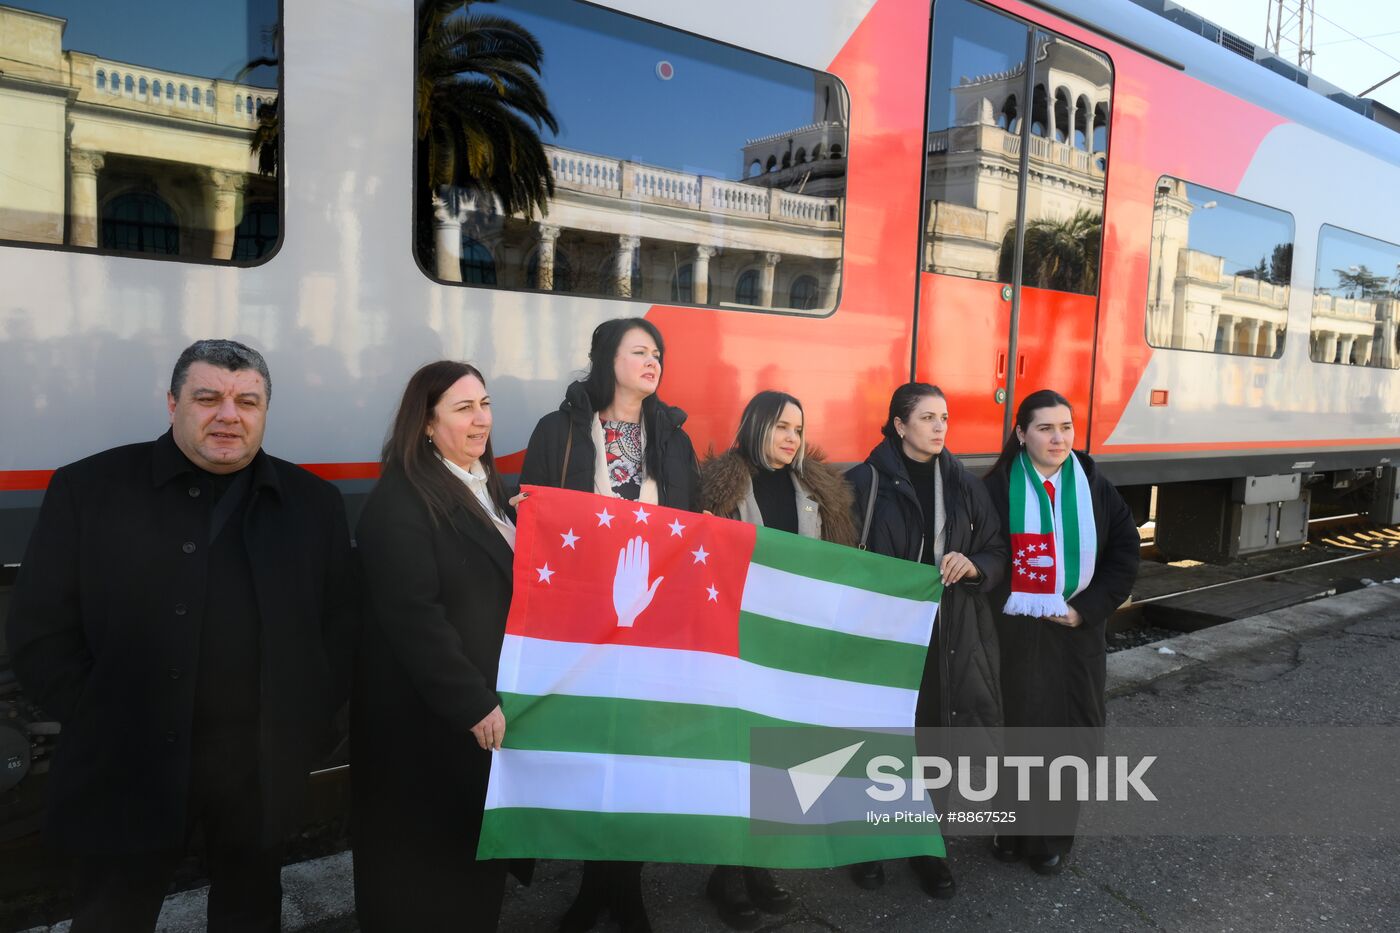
[1004,450,1098,618]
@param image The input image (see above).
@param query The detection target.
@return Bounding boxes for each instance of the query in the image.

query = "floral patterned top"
[601,417,644,500]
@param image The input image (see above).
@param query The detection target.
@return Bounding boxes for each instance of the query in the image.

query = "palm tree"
[998,210,1102,294]
[241,24,280,177]
[417,0,558,233]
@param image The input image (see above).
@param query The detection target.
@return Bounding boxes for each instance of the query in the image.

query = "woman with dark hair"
[352,361,524,931]
[845,382,1006,899]
[697,390,855,929]
[521,316,699,933]
[982,389,1139,874]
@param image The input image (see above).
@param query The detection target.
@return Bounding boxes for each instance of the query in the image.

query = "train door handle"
[1016,354,1026,378]
[996,351,1007,380]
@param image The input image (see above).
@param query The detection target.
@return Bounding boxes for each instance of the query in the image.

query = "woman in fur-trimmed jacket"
[695,390,856,930]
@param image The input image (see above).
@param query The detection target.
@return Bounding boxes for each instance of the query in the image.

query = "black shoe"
[706,866,761,930]
[848,861,885,890]
[991,835,1021,863]
[742,867,793,914]
[617,908,653,933]
[1027,853,1065,876]
[558,893,602,933]
[909,855,956,900]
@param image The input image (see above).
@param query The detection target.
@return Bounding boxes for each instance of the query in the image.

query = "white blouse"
[439,455,516,551]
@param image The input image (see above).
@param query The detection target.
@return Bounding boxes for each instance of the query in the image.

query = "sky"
[1183,0,1400,112]
[19,0,279,86]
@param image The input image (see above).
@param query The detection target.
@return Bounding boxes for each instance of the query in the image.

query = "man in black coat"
[7,339,358,932]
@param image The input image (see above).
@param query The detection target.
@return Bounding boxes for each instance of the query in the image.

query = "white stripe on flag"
[497,635,919,729]
[740,564,937,647]
[485,748,750,818]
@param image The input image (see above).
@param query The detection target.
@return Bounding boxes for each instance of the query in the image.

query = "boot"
[705,866,761,930]
[847,860,885,890]
[742,867,793,914]
[558,862,605,932]
[909,854,956,899]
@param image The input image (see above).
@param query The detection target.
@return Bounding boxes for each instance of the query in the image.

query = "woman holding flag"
[520,316,699,933]
[982,389,1139,874]
[697,389,856,928]
[844,382,1006,900]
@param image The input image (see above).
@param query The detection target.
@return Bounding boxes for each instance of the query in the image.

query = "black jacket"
[847,438,1006,740]
[351,465,522,928]
[6,431,358,854]
[983,450,1140,729]
[519,381,699,510]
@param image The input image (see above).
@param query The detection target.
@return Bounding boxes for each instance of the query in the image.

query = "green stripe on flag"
[1060,458,1081,597]
[499,692,916,774]
[478,808,944,867]
[750,527,940,603]
[1020,451,1053,531]
[739,611,927,689]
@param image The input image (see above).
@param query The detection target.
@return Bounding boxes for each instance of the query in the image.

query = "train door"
[914,0,1112,452]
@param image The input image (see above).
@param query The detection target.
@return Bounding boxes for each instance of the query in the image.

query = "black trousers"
[71,759,282,933]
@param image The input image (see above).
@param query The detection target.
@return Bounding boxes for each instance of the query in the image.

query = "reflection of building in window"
[0,5,278,261]
[460,236,497,285]
[924,30,1110,295]
[420,1,848,315]
[1145,179,1292,358]
[1307,228,1400,369]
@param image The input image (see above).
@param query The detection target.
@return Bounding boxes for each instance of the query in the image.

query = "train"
[2,0,1399,851]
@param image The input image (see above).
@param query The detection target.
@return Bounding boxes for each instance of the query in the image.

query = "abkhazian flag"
[477,486,945,867]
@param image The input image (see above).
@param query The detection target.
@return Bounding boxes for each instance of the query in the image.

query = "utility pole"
[1265,0,1316,70]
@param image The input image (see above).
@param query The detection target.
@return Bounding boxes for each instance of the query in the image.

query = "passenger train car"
[2,0,1399,843]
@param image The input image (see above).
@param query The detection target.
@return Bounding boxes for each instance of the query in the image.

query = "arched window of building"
[1053,88,1070,143]
[166,81,175,99]
[246,95,254,114]
[526,248,574,291]
[139,77,148,97]
[459,236,497,284]
[811,143,824,160]
[1092,102,1109,152]
[781,151,792,169]
[1074,96,1090,148]
[101,192,179,255]
[766,155,778,173]
[124,74,134,94]
[179,84,188,103]
[207,89,216,109]
[236,95,244,113]
[829,143,843,158]
[998,94,1018,130]
[795,148,807,164]
[735,269,759,305]
[109,70,120,91]
[789,274,819,311]
[152,80,161,101]
[1031,83,1048,137]
[192,87,202,107]
[748,160,762,178]
[96,70,107,90]
[233,202,279,261]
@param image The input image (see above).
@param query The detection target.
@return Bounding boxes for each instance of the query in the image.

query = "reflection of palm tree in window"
[416,0,559,271]
[527,248,572,291]
[998,210,1101,295]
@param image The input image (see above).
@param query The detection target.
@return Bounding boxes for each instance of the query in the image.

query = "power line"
[1312,8,1400,67]
[1315,28,1400,49]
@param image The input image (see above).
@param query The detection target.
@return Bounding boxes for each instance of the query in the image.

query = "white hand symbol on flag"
[1025,555,1055,568]
[614,536,664,627]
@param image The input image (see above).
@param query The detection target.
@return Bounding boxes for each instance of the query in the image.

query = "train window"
[0,2,281,264]
[921,0,1111,295]
[1309,225,1400,368]
[1145,177,1293,358]
[414,0,848,315]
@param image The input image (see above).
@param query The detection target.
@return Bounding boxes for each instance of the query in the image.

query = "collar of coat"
[560,379,689,447]
[151,428,281,497]
[699,448,857,547]
[864,435,963,512]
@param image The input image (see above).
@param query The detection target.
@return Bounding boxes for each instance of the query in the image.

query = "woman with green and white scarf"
[982,389,1140,875]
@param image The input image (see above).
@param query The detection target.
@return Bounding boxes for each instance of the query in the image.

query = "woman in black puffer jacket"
[845,382,1006,901]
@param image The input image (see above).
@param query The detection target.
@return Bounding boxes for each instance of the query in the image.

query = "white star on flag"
[536,563,555,583]
[560,529,579,549]
[692,544,709,565]
[668,519,686,537]
[1037,543,1048,551]
[1017,566,1028,575]
[633,506,650,524]
[1017,549,1027,559]
[596,509,614,528]
[706,584,719,602]
[1036,573,1047,582]
[1013,558,1022,567]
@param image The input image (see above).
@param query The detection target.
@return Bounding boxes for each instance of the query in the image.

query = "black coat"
[847,439,1007,745]
[350,465,520,930]
[519,381,699,509]
[983,450,1140,729]
[6,431,358,854]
